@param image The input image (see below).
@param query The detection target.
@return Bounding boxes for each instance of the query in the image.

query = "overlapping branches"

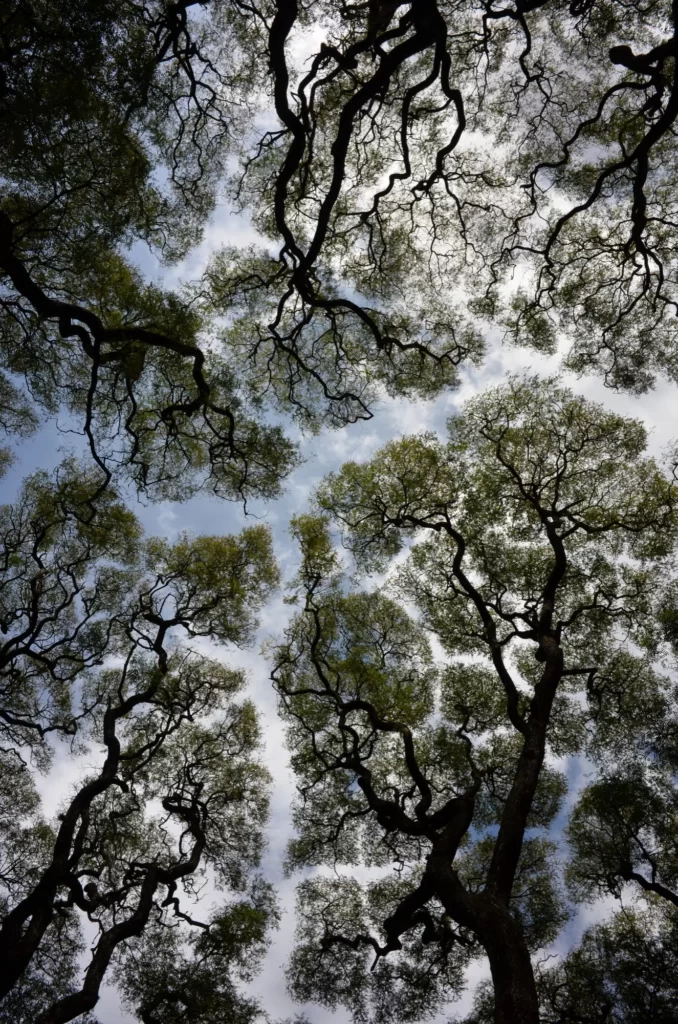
[0,210,298,502]
[0,0,297,502]
[210,0,678,416]
[211,0,487,426]
[273,378,678,1024]
[0,469,278,1022]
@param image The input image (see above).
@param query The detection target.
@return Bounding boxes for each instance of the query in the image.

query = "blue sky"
[7,193,678,1024]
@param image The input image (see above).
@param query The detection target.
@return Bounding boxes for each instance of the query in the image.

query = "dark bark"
[487,641,563,901]
[0,655,164,998]
[0,605,208,1016]
[480,910,540,1024]
[428,827,542,1024]
[276,396,632,1023]
[286,589,565,1024]
[33,871,160,1024]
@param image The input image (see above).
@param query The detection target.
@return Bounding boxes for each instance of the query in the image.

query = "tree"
[208,0,678,415]
[271,376,678,1024]
[0,462,279,1023]
[0,460,140,761]
[10,4,678,1022]
[8,0,678,481]
[464,906,678,1023]
[113,885,276,1024]
[535,906,678,1024]
[0,0,298,501]
[0,8,309,1017]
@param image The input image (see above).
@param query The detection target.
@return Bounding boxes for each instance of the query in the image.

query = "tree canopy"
[0,0,298,501]
[7,1,678,1022]
[273,378,678,1024]
[0,463,278,1023]
[218,0,678,406]
[9,0,678,468]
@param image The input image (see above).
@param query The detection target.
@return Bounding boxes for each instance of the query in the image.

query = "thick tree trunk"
[430,854,541,1024]
[480,908,540,1024]
[0,885,56,998]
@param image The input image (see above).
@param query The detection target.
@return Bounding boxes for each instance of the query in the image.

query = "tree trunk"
[0,891,55,999]
[480,908,540,1024]
[429,854,540,1024]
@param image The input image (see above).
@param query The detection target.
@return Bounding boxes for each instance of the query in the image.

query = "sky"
[6,192,678,1023]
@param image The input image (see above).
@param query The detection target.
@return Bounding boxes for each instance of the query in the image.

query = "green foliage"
[461,906,678,1024]
[0,459,279,1022]
[144,526,279,644]
[0,0,298,502]
[273,376,678,1023]
[9,2,678,1020]
[288,874,469,1024]
[566,767,678,903]
[208,246,486,431]
[0,461,140,766]
[276,580,438,872]
[317,376,676,586]
[218,0,678,399]
[115,880,277,1024]
[456,836,568,951]
[535,907,678,1024]
[0,908,99,1024]
[0,752,99,1023]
